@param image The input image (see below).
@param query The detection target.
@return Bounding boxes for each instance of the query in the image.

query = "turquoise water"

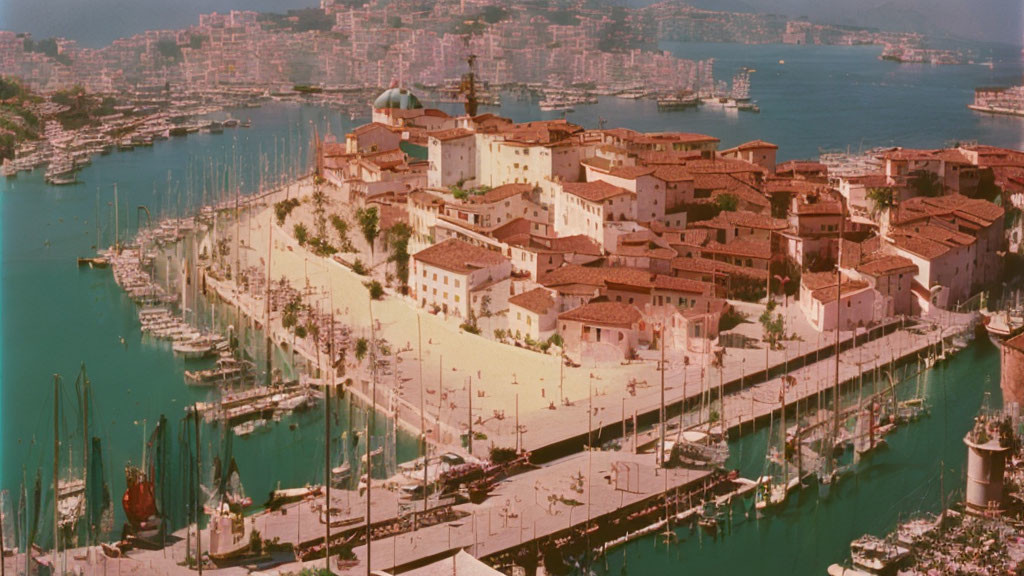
[437,43,1024,161]
[0,42,1018,565]
[0,103,415,541]
[596,343,1001,576]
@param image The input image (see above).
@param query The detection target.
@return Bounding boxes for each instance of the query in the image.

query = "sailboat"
[755,378,796,513]
[122,416,167,549]
[205,434,252,562]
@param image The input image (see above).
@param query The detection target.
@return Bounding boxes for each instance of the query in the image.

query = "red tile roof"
[558,301,642,327]
[562,180,633,202]
[413,239,507,275]
[856,254,917,276]
[508,287,556,315]
[701,239,772,260]
[652,165,695,182]
[428,128,474,142]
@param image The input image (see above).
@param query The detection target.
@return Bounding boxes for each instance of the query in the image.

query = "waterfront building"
[1002,333,1024,406]
[884,194,1004,309]
[557,301,645,362]
[411,238,511,318]
[800,271,877,332]
[719,139,779,173]
[507,287,558,341]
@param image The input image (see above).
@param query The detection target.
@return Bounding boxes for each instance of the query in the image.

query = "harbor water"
[0,41,1019,568]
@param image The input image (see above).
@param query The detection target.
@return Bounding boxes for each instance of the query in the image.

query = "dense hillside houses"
[312,86,1018,361]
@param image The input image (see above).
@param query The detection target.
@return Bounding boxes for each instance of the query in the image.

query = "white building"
[411,238,511,319]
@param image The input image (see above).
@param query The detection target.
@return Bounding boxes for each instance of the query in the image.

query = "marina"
[2,30,1024,576]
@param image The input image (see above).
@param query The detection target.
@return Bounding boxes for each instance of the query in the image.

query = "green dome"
[373,87,423,110]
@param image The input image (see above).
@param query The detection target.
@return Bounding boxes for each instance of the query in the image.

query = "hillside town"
[304,86,1020,368]
[0,0,928,95]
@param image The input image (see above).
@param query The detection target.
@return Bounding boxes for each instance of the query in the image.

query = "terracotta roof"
[856,254,917,276]
[775,160,827,175]
[764,177,822,195]
[701,239,771,260]
[652,165,694,182]
[351,122,395,136]
[466,183,533,204]
[602,128,719,145]
[541,265,654,289]
[508,287,556,315]
[612,245,677,260]
[889,233,951,260]
[682,157,765,175]
[811,280,871,304]
[793,197,842,216]
[546,235,603,256]
[727,139,779,152]
[693,211,787,231]
[428,128,474,142]
[562,180,633,202]
[652,275,713,294]
[670,256,768,280]
[558,301,642,327]
[413,239,507,275]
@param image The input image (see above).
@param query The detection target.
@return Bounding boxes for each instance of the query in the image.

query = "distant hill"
[659,0,1023,47]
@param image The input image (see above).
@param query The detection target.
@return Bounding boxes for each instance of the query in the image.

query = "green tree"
[355,206,380,261]
[365,280,384,300]
[758,300,785,350]
[355,337,369,363]
[715,193,739,212]
[293,222,309,246]
[385,221,413,290]
[910,170,943,198]
[331,213,355,252]
[867,186,895,217]
[311,187,328,240]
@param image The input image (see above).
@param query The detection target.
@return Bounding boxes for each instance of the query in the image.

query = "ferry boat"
[656,91,700,110]
[981,308,1024,345]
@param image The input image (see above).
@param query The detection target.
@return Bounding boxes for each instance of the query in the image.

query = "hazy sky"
[1,0,1022,48]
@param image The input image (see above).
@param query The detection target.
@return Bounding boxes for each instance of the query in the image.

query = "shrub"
[365,280,384,300]
[350,259,367,275]
[293,223,309,246]
[275,198,300,225]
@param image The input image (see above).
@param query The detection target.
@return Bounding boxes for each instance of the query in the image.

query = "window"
[433,273,437,281]
[423,269,427,278]
[432,288,437,295]
[443,292,448,300]
[444,276,449,285]
[517,312,521,320]
[454,295,460,302]
[455,279,460,288]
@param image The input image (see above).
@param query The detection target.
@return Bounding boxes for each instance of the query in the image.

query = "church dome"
[373,87,423,110]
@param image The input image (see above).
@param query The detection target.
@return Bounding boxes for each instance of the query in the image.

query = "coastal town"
[3,74,1024,574]
[3,1,1024,576]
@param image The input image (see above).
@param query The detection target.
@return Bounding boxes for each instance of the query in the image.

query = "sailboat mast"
[81,366,89,545]
[832,201,845,442]
[52,375,59,566]
[366,299,377,576]
[325,312,333,565]
[114,183,120,254]
[194,408,202,575]
[418,316,427,523]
